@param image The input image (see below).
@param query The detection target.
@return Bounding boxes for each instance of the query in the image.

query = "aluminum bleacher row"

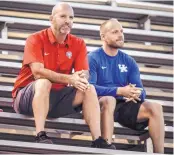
[0,0,172,27]
[0,0,173,154]
[140,0,173,5]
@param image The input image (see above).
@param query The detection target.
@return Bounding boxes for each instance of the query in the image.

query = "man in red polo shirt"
[12,2,115,149]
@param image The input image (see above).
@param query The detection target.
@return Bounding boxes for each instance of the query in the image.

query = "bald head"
[50,2,74,36]
[99,18,124,48]
[52,2,74,16]
[100,18,121,35]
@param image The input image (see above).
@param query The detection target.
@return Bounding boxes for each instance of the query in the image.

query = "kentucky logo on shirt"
[118,64,128,72]
[66,51,72,59]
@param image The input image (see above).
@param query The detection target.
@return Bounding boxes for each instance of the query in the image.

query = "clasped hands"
[121,83,143,103]
[69,71,143,103]
[69,70,90,92]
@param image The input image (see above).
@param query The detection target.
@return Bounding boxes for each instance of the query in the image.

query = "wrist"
[68,75,74,86]
[117,87,123,96]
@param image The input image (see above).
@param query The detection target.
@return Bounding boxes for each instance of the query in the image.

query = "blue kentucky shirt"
[88,47,146,102]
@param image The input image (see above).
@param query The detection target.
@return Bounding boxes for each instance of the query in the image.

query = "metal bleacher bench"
[0,111,173,153]
[0,38,173,94]
[0,16,173,44]
[0,10,173,32]
[0,0,173,154]
[0,53,172,77]
[0,139,147,154]
[0,0,173,27]
[0,40,172,153]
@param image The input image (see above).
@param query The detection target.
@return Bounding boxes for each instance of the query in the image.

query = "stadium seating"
[0,10,173,32]
[0,111,173,153]
[0,0,173,154]
[0,0,172,27]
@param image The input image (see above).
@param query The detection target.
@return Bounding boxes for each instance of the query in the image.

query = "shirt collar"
[47,27,72,46]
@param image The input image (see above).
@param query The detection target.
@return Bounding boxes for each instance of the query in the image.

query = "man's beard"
[59,25,71,34]
[108,43,123,49]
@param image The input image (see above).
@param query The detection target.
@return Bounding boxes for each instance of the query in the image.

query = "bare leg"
[73,85,101,140]
[99,96,116,144]
[137,101,164,153]
[32,79,52,134]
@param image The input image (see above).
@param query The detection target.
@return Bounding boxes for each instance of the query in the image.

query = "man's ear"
[49,15,53,22]
[100,33,105,41]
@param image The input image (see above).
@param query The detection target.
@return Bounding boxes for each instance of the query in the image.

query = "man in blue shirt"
[88,19,164,153]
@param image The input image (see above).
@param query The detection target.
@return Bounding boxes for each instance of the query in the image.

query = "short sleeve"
[74,40,89,71]
[23,35,44,66]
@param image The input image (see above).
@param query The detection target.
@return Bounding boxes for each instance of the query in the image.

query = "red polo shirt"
[12,27,89,98]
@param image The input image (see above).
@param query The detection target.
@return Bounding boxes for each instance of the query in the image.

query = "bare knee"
[73,84,98,106]
[100,96,116,114]
[144,102,163,117]
[84,84,97,97]
[88,84,97,93]
[34,79,52,95]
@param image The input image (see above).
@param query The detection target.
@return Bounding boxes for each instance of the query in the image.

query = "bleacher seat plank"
[0,131,146,152]
[7,31,173,54]
[0,0,172,26]
[0,84,172,101]
[0,69,172,89]
[0,38,173,67]
[139,67,173,76]
[0,77,16,84]
[0,16,173,44]
[0,97,172,126]
[7,32,173,53]
[84,39,172,53]
[0,112,150,141]
[0,54,172,76]
[0,130,172,154]
[0,112,172,153]
[2,32,173,54]
[0,10,138,28]
[60,0,111,5]
[0,97,173,113]
[1,10,173,32]
[0,53,22,62]
[151,25,173,32]
[0,139,146,154]
[144,1,173,5]
[0,111,172,140]
[115,0,173,12]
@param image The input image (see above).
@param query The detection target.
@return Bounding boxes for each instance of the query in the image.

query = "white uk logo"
[101,66,107,70]
[118,64,128,72]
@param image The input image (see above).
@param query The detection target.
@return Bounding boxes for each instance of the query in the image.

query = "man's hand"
[118,83,143,103]
[118,84,142,98]
[79,70,89,79]
[69,70,89,91]
[79,70,90,90]
[123,95,141,103]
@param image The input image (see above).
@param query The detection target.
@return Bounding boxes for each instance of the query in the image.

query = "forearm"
[34,67,71,84]
[93,84,117,97]
[83,70,89,80]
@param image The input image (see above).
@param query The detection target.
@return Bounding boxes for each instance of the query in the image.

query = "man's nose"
[65,17,71,24]
[118,32,124,38]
